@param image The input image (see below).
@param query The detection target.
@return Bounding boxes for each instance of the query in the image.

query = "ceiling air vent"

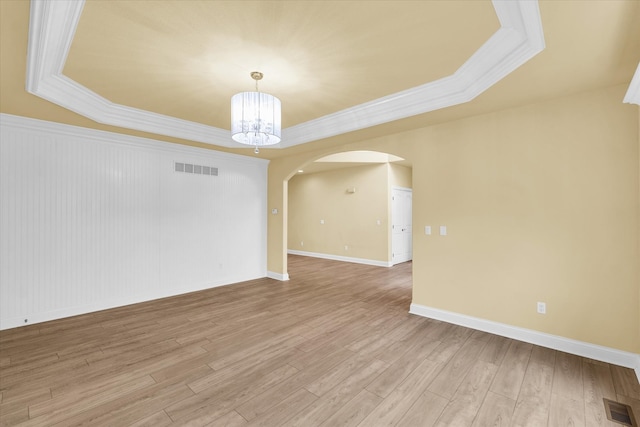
[174,162,218,177]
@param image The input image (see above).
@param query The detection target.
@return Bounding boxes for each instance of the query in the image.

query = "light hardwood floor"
[1,255,639,426]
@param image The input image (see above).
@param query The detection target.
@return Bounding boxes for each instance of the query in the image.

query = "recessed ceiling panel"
[65,0,498,129]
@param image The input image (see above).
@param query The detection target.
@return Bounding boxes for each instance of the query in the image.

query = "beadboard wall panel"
[0,114,268,330]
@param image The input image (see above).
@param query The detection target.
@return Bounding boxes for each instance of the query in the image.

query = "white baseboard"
[288,249,392,267]
[267,271,290,281]
[0,274,263,331]
[410,303,640,383]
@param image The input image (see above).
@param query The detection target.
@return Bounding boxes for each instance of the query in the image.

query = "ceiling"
[1,0,639,159]
[66,1,498,130]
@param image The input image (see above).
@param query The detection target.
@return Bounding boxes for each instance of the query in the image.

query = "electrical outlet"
[300,241,303,247]
[537,302,546,314]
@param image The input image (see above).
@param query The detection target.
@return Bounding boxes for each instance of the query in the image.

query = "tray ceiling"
[25,0,546,149]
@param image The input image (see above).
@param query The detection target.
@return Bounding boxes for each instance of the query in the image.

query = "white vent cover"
[175,162,218,176]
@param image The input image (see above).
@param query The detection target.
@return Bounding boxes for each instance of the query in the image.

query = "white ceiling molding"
[27,0,545,150]
[623,62,640,106]
[0,113,267,166]
[25,1,230,146]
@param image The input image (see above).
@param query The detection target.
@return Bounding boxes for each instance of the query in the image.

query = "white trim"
[0,114,268,168]
[288,249,392,267]
[1,274,262,330]
[267,271,290,281]
[623,62,640,105]
[26,0,545,149]
[410,303,640,383]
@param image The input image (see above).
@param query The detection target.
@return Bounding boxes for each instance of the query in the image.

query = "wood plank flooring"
[1,255,639,426]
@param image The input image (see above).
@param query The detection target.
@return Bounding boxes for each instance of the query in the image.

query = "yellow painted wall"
[389,163,412,189]
[413,86,638,354]
[288,164,389,262]
[268,84,639,353]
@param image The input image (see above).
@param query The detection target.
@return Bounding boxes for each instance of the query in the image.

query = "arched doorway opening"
[284,150,413,275]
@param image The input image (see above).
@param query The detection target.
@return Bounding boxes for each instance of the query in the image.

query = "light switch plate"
[425,226,431,235]
[440,225,447,236]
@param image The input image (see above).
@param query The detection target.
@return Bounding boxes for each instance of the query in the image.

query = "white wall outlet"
[300,241,304,247]
[537,302,546,314]
[377,219,381,225]
[320,219,324,224]
[439,225,447,236]
[344,245,349,251]
[425,226,431,235]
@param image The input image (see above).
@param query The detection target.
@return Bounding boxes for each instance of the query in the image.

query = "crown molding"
[623,62,640,105]
[0,113,268,167]
[26,0,545,150]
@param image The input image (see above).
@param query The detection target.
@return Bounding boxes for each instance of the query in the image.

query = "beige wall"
[412,86,638,354]
[288,164,389,262]
[268,84,639,353]
[389,163,412,189]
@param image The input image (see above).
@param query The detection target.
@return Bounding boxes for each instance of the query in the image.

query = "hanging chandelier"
[231,71,281,154]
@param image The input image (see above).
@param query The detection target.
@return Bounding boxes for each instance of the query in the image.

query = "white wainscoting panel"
[0,114,268,330]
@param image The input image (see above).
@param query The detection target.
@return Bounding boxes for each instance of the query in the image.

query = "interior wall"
[268,84,639,354]
[412,85,638,354]
[288,164,389,263]
[389,163,412,189]
[0,114,268,330]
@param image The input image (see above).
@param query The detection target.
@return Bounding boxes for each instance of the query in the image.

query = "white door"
[391,188,412,265]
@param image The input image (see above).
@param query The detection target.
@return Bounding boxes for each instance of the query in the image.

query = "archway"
[266,143,414,281]
[288,151,411,268]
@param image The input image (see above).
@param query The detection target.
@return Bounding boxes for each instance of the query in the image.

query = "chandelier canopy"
[231,71,281,153]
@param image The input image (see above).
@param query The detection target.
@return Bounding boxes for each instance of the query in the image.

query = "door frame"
[391,186,413,265]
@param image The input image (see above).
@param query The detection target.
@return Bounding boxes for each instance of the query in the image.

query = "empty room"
[1,0,639,426]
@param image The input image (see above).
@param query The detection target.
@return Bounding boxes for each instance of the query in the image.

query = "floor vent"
[604,398,637,426]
